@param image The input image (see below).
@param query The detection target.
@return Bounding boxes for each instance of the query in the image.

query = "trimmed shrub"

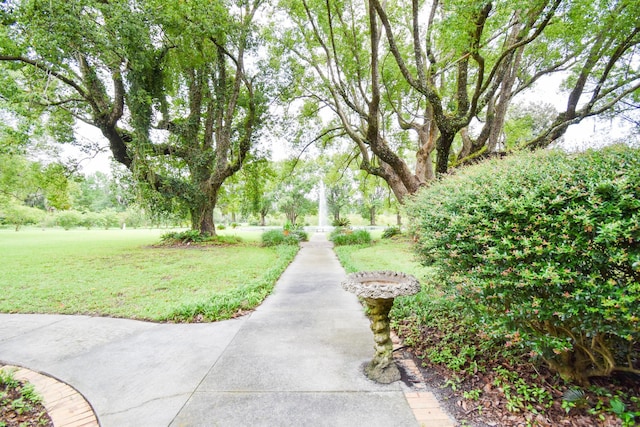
[330,228,371,246]
[80,211,105,229]
[101,209,121,229]
[1,204,45,231]
[406,145,640,385]
[54,210,84,230]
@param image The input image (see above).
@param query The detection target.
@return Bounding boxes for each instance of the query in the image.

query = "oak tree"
[277,0,640,201]
[1,0,269,235]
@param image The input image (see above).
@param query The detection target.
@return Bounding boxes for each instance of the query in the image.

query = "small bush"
[161,230,210,244]
[54,210,84,230]
[80,212,104,229]
[217,224,226,230]
[291,228,309,242]
[1,204,45,231]
[261,229,302,246]
[160,230,242,245]
[382,226,402,239]
[330,228,371,246]
[332,217,351,227]
[406,145,640,385]
[100,209,121,229]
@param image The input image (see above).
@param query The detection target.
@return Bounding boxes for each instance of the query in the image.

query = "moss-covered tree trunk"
[190,203,216,236]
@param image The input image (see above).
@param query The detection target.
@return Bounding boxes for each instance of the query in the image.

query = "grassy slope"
[0,229,297,321]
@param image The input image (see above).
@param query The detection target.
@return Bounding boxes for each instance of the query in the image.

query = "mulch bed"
[396,326,639,427]
[0,379,53,427]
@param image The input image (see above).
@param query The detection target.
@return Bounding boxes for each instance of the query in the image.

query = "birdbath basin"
[341,271,420,384]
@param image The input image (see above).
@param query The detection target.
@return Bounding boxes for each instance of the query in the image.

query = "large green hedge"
[406,145,639,385]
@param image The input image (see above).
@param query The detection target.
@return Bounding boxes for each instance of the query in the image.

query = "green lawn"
[0,228,297,321]
[333,237,440,326]
[334,237,432,281]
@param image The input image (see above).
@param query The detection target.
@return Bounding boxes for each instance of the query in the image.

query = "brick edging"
[1,365,99,427]
[391,333,457,427]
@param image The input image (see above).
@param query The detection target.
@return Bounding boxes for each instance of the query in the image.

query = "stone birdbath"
[341,270,420,384]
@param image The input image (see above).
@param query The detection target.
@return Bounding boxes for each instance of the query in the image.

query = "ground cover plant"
[0,229,297,322]
[0,368,52,427]
[159,229,244,246]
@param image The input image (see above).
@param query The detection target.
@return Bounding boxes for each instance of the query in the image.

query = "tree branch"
[0,55,87,99]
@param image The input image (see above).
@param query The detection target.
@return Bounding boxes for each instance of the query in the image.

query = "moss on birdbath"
[341,271,420,384]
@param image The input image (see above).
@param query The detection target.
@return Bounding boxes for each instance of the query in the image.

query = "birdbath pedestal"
[341,271,420,384]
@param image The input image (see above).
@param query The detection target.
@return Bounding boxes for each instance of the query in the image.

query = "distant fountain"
[318,181,329,230]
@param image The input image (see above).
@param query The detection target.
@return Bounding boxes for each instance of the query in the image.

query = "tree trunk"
[286,211,298,226]
[379,164,411,203]
[260,212,266,227]
[370,206,376,226]
[415,112,438,183]
[435,131,456,175]
[415,149,435,183]
[190,203,216,236]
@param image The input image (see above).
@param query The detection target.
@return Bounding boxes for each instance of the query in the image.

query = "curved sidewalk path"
[0,233,455,426]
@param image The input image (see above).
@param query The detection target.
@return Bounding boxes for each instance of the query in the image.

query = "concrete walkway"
[0,233,454,426]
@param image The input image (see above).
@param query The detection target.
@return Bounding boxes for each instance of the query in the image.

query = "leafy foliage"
[1,0,271,235]
[261,228,307,246]
[0,152,73,212]
[52,210,84,230]
[336,236,640,425]
[0,204,45,231]
[356,175,388,226]
[329,228,372,246]
[161,230,213,244]
[275,160,319,226]
[332,217,350,227]
[160,230,242,245]
[0,369,51,426]
[381,226,402,239]
[406,144,640,385]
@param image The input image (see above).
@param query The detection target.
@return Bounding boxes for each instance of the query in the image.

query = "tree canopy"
[1,0,638,220]
[276,0,640,201]
[1,0,270,234]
